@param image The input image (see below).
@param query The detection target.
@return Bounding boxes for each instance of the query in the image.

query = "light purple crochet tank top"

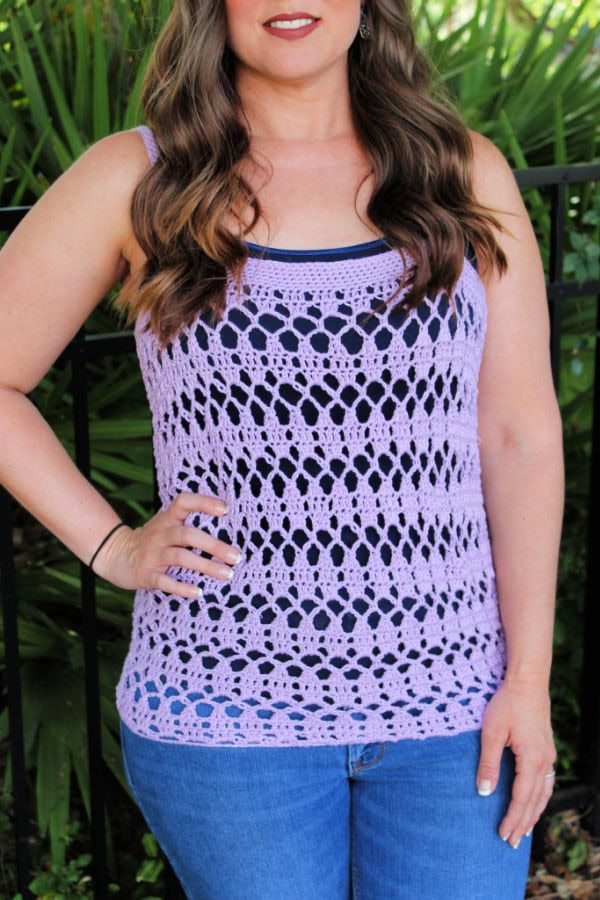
[116,125,507,746]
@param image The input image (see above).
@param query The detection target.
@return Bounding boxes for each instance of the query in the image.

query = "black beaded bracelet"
[89,522,127,570]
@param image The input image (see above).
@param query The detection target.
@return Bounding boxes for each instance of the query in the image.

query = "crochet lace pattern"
[116,126,506,746]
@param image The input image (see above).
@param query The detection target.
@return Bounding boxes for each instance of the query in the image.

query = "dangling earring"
[359,8,371,40]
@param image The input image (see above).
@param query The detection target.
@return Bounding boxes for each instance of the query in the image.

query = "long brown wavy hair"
[121,0,507,344]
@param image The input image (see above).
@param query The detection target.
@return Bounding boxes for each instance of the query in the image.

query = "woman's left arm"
[470,132,564,849]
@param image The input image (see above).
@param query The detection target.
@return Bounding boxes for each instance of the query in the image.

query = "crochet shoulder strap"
[131,124,159,166]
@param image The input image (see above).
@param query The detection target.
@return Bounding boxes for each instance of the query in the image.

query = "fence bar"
[578,292,600,833]
[547,280,600,301]
[56,332,136,367]
[548,183,567,392]
[0,207,29,231]
[514,164,600,188]
[69,332,108,899]
[0,488,33,899]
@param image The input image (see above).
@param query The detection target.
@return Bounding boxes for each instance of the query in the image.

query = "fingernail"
[217,566,234,579]
[511,839,521,850]
[500,833,510,842]
[216,502,228,515]
[525,829,532,837]
[477,780,493,796]
[196,587,203,598]
[225,548,242,564]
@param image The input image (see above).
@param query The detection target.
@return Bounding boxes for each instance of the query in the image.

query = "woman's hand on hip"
[476,678,556,849]
[91,492,241,597]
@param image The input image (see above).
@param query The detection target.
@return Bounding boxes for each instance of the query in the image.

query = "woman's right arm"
[0,132,240,597]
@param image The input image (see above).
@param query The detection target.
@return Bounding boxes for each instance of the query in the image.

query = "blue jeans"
[120,723,531,899]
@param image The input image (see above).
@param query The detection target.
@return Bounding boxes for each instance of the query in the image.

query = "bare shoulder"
[70,129,151,177]
[0,130,153,391]
[467,129,522,213]
[52,129,152,210]
[65,130,153,255]
[4,129,153,255]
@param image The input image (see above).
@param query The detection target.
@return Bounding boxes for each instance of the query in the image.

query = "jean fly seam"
[349,782,360,900]
[351,741,386,777]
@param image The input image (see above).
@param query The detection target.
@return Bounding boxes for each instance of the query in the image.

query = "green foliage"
[135,833,164,889]
[0,606,130,867]
[6,823,167,898]
[27,855,94,898]
[0,342,154,867]
[0,0,598,202]
[564,196,600,283]
[549,812,591,873]
[0,0,168,202]
[0,790,19,895]
[8,822,97,898]
[416,0,600,166]
[550,180,599,779]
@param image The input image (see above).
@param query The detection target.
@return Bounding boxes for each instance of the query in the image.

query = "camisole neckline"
[245,238,390,263]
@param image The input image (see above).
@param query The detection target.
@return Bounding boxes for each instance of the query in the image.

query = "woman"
[0,1,563,897]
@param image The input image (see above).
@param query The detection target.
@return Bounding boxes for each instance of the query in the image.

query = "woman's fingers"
[499,755,556,847]
[160,544,240,580]
[164,490,228,524]
[499,765,537,846]
[477,725,507,796]
[477,684,556,849]
[93,492,243,589]
[174,524,243,566]
[504,746,556,843]
[152,572,209,600]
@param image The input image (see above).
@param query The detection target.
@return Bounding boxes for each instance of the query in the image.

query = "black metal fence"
[1,163,600,898]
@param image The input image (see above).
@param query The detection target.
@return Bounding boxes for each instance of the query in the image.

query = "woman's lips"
[263,14,320,39]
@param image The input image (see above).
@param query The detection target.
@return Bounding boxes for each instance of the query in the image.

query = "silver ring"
[544,770,556,778]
